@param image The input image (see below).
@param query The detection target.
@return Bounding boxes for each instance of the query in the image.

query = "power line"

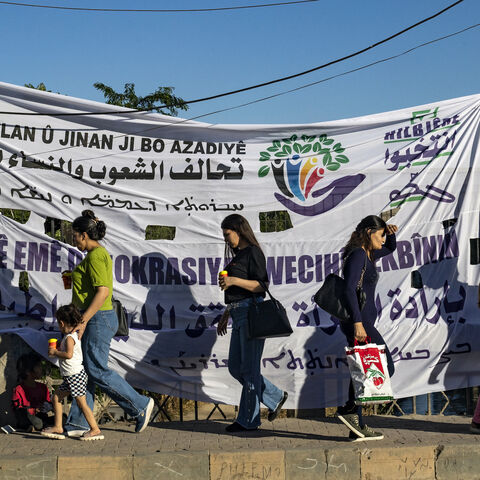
[208,23,480,118]
[0,0,465,117]
[2,21,477,168]
[0,0,319,13]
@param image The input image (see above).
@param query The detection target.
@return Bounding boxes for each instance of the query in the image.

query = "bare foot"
[40,427,66,440]
[80,429,104,441]
[42,427,63,434]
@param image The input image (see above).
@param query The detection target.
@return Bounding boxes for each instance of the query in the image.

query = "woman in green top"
[63,210,154,437]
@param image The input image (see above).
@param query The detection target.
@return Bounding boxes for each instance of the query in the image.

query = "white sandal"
[79,430,104,441]
[40,430,66,440]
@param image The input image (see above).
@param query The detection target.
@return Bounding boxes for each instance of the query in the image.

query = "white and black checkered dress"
[58,332,88,398]
[58,368,88,398]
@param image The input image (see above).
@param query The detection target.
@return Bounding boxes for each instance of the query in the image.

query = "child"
[41,304,103,441]
[12,353,52,432]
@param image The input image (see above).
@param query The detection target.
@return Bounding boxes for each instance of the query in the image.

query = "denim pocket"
[93,309,117,336]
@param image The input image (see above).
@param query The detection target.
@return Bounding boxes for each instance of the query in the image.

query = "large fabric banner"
[0,81,479,408]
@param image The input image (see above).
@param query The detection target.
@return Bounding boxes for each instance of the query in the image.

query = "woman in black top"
[217,214,288,432]
[336,215,398,441]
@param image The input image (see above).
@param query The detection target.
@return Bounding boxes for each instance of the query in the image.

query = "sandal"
[40,428,65,440]
[79,430,104,441]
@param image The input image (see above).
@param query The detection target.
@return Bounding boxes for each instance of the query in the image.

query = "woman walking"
[336,215,398,441]
[63,210,153,436]
[217,214,288,432]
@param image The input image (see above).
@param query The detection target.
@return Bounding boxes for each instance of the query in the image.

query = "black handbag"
[112,296,129,336]
[247,283,293,340]
[313,255,367,322]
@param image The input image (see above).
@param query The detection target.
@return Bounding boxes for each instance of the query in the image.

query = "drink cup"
[220,270,228,277]
[48,338,57,350]
[61,271,72,289]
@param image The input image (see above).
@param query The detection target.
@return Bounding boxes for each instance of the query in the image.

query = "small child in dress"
[12,353,52,432]
[41,304,103,441]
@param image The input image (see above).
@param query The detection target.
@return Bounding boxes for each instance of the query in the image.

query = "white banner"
[1,82,479,408]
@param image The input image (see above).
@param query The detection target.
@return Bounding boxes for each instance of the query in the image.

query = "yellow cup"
[220,270,228,276]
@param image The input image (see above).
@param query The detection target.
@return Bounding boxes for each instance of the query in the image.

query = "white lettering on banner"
[0,81,480,408]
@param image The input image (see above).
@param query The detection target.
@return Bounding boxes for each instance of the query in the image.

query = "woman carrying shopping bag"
[336,215,398,441]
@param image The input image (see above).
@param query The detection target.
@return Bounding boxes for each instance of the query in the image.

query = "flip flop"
[79,430,104,441]
[40,430,66,440]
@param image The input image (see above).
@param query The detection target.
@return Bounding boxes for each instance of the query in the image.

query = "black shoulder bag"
[247,282,293,340]
[112,296,129,337]
[313,254,367,323]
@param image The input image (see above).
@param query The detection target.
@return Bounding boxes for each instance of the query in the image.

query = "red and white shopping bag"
[345,339,394,405]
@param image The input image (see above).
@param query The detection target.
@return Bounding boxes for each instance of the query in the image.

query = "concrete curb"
[1,443,479,480]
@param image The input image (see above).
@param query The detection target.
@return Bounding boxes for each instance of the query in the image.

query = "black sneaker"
[225,422,257,433]
[268,391,288,422]
[349,425,383,441]
[336,412,364,437]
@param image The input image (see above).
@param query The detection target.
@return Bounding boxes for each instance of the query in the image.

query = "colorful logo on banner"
[258,134,365,216]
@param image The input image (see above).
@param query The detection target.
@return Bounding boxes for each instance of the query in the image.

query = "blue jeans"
[228,297,284,429]
[64,309,149,431]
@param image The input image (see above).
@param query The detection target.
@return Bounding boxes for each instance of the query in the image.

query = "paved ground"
[0,414,477,457]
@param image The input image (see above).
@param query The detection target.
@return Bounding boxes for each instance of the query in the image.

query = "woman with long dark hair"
[336,215,398,441]
[217,214,288,432]
[62,210,154,437]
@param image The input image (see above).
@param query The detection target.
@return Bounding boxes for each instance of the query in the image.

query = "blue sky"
[2,0,479,124]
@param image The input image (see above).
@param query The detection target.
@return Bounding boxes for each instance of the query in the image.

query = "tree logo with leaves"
[259,134,349,181]
[256,133,364,216]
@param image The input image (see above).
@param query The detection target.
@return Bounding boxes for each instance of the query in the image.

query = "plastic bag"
[345,341,394,405]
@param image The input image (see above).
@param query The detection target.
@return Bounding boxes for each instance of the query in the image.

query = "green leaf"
[313,142,321,153]
[319,134,327,142]
[334,147,345,153]
[283,145,292,155]
[301,144,312,154]
[275,152,288,158]
[267,146,279,152]
[322,156,328,166]
[326,163,340,171]
[332,143,342,152]
[282,138,291,144]
[323,152,332,164]
[301,134,315,143]
[258,165,270,177]
[260,151,270,160]
[293,143,301,154]
[318,148,329,155]
[290,134,297,142]
[324,138,334,145]
[335,154,349,164]
[273,140,281,149]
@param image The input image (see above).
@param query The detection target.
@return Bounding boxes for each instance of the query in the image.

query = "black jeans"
[339,321,395,427]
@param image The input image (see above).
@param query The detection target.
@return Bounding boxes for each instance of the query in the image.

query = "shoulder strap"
[257,280,277,301]
[356,253,368,290]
